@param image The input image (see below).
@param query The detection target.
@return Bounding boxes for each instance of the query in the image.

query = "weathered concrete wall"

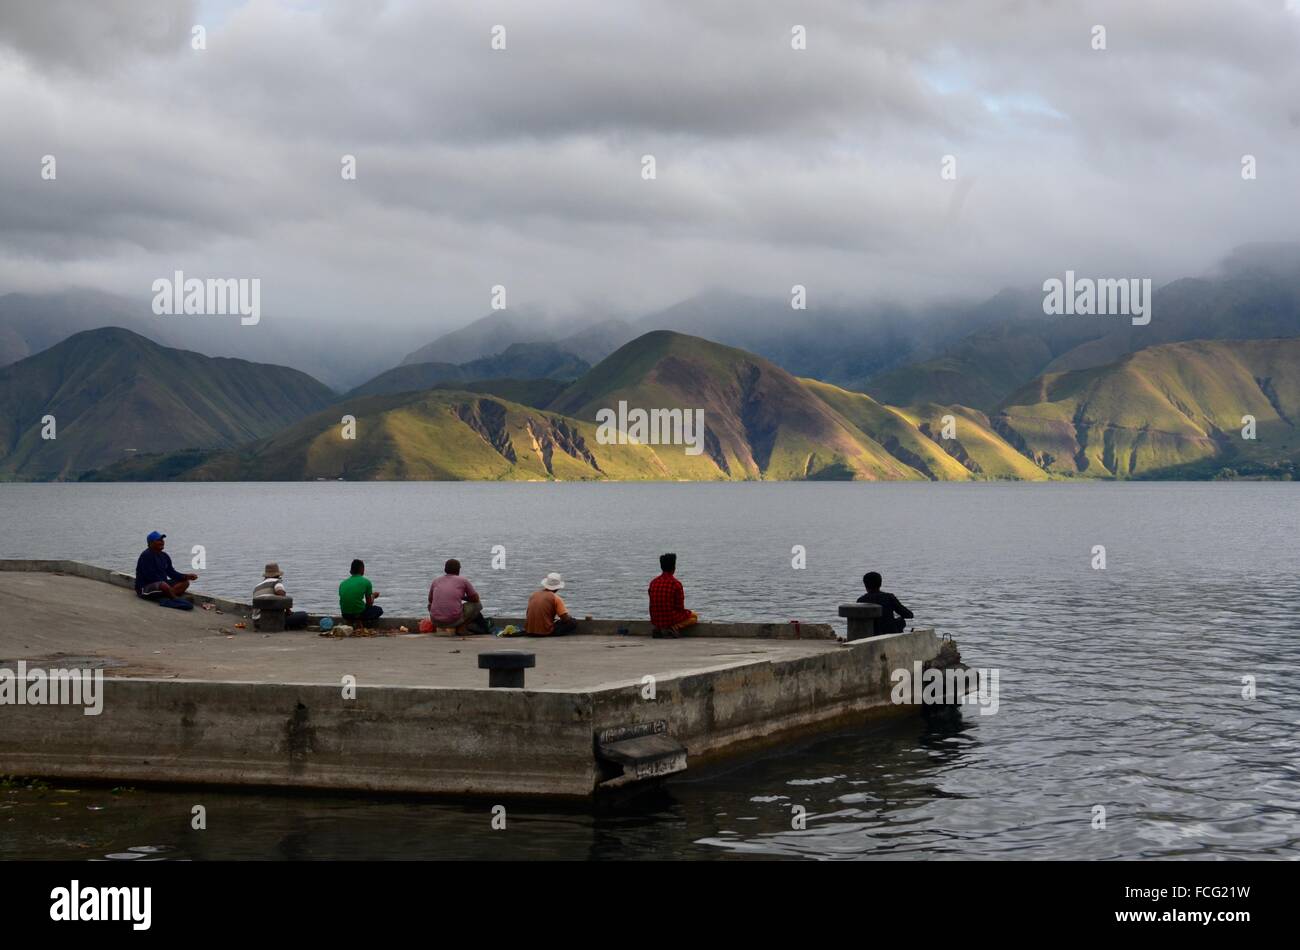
[0,633,947,798]
[0,678,599,797]
[589,629,944,763]
[428,616,836,640]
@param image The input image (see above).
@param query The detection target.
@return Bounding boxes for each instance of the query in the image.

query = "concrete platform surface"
[0,572,840,691]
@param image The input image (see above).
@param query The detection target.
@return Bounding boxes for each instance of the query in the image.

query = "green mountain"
[863,314,1106,411]
[347,342,589,399]
[0,327,335,479]
[896,403,1053,480]
[69,328,1300,483]
[0,289,143,367]
[865,246,1300,410]
[398,311,633,369]
[345,360,465,397]
[801,380,1048,481]
[798,378,974,481]
[994,338,1300,478]
[433,377,569,410]
[98,389,694,482]
[400,310,546,365]
[550,331,898,479]
[0,288,420,390]
[635,288,1017,389]
[1041,269,1300,376]
[97,331,1007,482]
[552,319,639,365]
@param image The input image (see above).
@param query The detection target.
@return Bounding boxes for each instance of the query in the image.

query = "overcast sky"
[2,0,1299,333]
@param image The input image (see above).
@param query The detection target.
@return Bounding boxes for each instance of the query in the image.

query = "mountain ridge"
[10,318,1300,483]
[993,337,1300,478]
[0,327,335,479]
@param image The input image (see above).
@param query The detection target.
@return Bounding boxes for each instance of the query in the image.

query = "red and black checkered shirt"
[648,572,689,627]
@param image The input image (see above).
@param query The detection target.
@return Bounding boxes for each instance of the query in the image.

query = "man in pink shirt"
[427,558,487,634]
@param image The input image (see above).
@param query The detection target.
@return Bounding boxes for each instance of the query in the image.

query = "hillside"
[636,289,1017,389]
[553,319,639,365]
[549,331,932,480]
[800,380,1048,481]
[866,247,1300,411]
[348,342,589,399]
[103,331,971,482]
[443,378,569,409]
[100,389,704,482]
[0,288,417,390]
[399,310,632,367]
[63,328,1300,483]
[344,360,466,398]
[0,289,143,367]
[400,310,548,365]
[994,338,1300,478]
[863,315,1107,411]
[1042,269,1300,375]
[0,328,335,479]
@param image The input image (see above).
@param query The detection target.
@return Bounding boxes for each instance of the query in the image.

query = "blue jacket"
[135,549,184,593]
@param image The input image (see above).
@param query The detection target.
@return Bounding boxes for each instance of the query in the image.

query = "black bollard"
[478,650,536,688]
[837,603,883,641]
[253,595,294,632]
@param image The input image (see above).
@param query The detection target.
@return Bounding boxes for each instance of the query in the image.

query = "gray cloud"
[1,0,1298,331]
[0,0,197,72]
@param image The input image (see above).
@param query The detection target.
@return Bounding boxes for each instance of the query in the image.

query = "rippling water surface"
[1,481,1296,859]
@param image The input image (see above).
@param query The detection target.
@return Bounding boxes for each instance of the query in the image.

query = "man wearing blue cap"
[134,531,198,600]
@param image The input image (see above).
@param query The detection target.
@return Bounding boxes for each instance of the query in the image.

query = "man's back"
[254,577,286,598]
[648,572,687,627]
[429,574,476,622]
[525,588,565,634]
[253,576,288,622]
[339,574,371,614]
[857,589,913,633]
[134,548,172,591]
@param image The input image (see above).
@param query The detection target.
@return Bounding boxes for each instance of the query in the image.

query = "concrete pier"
[0,561,955,798]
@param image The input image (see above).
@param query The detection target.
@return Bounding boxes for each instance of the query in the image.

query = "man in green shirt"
[339,558,383,628]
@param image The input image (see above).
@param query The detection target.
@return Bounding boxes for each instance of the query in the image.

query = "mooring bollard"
[252,595,294,632]
[838,603,883,641]
[478,650,536,688]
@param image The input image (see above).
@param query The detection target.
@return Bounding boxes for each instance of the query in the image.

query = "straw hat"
[541,572,565,591]
[263,562,284,578]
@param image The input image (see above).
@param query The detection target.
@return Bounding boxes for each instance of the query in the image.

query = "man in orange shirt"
[525,572,578,636]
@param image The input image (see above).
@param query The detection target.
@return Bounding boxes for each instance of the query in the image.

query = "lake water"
[1,481,1297,859]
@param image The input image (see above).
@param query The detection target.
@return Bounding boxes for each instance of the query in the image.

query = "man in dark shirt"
[857,571,913,634]
[134,531,197,599]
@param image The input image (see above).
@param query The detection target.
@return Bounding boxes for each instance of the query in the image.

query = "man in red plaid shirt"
[648,552,698,638]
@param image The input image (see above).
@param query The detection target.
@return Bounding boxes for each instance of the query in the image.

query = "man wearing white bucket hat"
[252,562,309,630]
[524,572,578,636]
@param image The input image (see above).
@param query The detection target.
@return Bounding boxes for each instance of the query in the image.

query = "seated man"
[134,531,197,600]
[428,558,486,634]
[339,559,383,628]
[252,562,309,630]
[648,552,698,638]
[857,571,914,634]
[525,572,578,636]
